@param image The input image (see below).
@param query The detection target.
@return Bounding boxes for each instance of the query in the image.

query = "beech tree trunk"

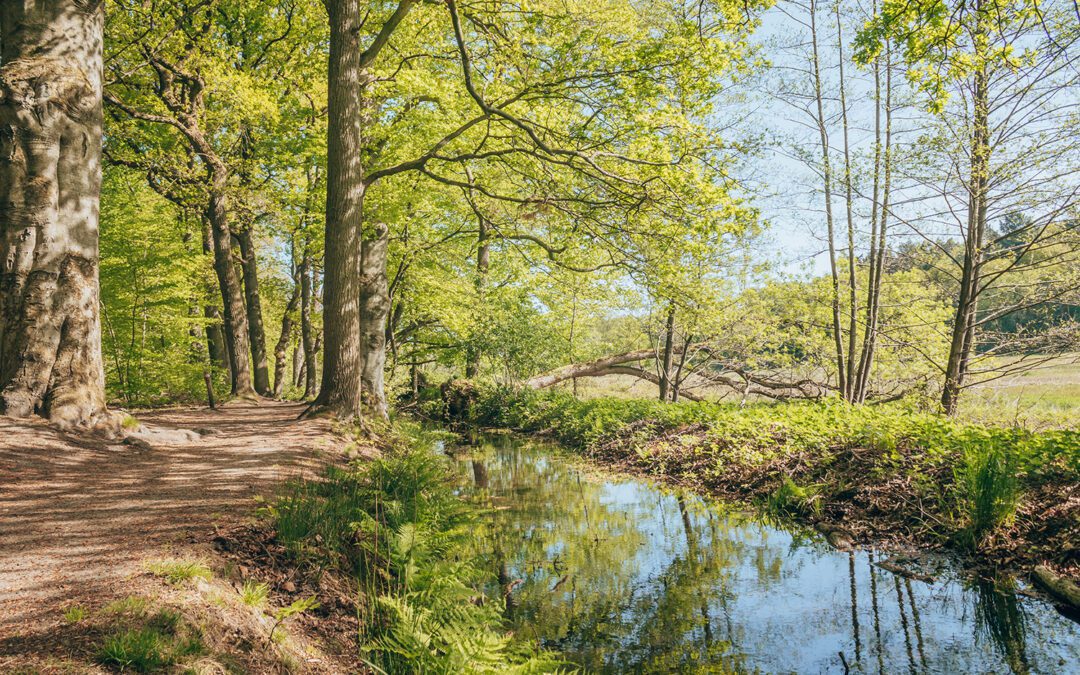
[204,305,230,374]
[273,281,300,398]
[465,217,489,378]
[360,223,390,419]
[299,248,318,399]
[206,183,255,399]
[0,0,111,429]
[237,227,270,395]
[307,0,366,418]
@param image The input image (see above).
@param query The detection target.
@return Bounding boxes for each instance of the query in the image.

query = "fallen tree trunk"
[524,349,667,389]
[525,347,824,402]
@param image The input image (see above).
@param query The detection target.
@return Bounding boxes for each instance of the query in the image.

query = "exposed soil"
[0,402,365,671]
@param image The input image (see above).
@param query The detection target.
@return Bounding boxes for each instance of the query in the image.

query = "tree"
[0,0,112,429]
[858,0,1080,413]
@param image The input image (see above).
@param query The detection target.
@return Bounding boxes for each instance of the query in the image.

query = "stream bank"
[430,383,1080,604]
[449,430,1080,673]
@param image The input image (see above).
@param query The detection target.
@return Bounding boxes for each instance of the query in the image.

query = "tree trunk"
[942,54,990,414]
[809,0,847,399]
[465,216,489,378]
[273,281,300,398]
[307,0,366,418]
[206,183,255,399]
[204,305,230,374]
[526,349,679,389]
[836,7,859,402]
[0,0,112,429]
[360,222,390,419]
[854,39,893,403]
[299,248,318,399]
[658,304,676,402]
[237,227,270,395]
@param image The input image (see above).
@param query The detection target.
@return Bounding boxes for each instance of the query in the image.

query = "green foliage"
[102,596,151,617]
[239,580,269,608]
[766,477,822,517]
[270,596,320,643]
[956,441,1021,549]
[96,609,204,673]
[268,426,562,673]
[144,559,212,586]
[62,605,88,624]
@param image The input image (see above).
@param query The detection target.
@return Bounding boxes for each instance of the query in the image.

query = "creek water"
[446,432,1080,674]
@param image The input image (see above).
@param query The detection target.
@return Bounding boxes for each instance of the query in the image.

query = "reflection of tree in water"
[974,579,1030,675]
[453,436,1065,674]
[457,439,761,672]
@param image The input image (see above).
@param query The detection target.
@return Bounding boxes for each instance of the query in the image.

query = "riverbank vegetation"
[436,384,1079,577]
[264,424,562,672]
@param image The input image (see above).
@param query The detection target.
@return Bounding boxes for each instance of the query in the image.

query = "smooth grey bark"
[0,0,111,429]
[237,227,270,395]
[360,222,390,419]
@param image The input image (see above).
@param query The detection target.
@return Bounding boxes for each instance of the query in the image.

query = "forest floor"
[0,402,367,673]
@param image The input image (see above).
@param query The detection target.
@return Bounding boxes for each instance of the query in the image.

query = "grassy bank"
[264,422,562,674]
[433,383,1079,583]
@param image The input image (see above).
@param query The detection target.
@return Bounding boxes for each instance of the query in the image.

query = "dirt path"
[0,403,337,645]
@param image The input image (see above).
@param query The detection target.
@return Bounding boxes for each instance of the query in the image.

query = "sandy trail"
[0,402,336,643]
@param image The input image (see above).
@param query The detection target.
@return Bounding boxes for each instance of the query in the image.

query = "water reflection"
[452,435,1080,673]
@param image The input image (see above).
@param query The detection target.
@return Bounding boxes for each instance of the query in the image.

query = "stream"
[446,432,1080,674]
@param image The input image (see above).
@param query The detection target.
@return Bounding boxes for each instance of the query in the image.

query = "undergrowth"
[267,422,565,674]
[96,606,204,672]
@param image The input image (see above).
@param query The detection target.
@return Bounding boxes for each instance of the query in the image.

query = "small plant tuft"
[97,628,169,672]
[144,558,212,585]
[62,604,88,623]
[239,579,269,608]
[956,442,1021,549]
[765,476,822,517]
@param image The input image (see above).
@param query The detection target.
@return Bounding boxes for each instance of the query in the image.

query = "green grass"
[62,604,88,624]
[96,609,204,673]
[102,595,151,617]
[239,579,270,608]
[957,442,1021,549]
[144,559,212,585]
